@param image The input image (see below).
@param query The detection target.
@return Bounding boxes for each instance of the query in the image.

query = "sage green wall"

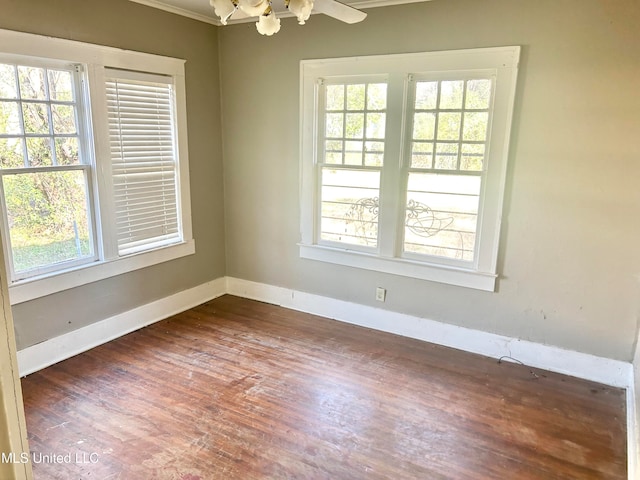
[219,0,640,361]
[0,0,225,349]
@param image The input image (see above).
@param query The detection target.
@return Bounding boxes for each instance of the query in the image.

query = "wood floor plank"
[21,295,626,479]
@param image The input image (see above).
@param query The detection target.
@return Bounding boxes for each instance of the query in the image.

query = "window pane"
[364,141,384,167]
[344,140,363,165]
[437,112,462,141]
[0,64,17,99]
[320,168,380,247]
[462,112,489,142]
[18,66,47,100]
[367,83,387,110]
[366,112,385,139]
[22,102,50,134]
[439,80,464,109]
[465,79,492,109]
[411,142,433,169]
[52,104,77,134]
[345,113,364,139]
[0,101,22,135]
[346,84,365,110]
[413,112,435,140]
[0,138,25,168]
[325,113,343,138]
[26,137,53,166]
[404,173,480,261]
[435,143,458,170]
[55,137,80,165]
[415,81,438,110]
[3,170,93,274]
[325,140,343,164]
[460,144,485,171]
[326,84,344,111]
[48,70,74,102]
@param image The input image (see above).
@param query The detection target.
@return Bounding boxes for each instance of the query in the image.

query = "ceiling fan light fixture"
[256,10,281,35]
[210,0,237,25]
[287,0,314,24]
[238,0,270,17]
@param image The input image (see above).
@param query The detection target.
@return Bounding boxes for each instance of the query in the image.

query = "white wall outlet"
[375,287,386,302]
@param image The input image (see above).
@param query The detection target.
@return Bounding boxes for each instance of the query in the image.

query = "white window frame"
[0,29,194,305]
[300,47,519,291]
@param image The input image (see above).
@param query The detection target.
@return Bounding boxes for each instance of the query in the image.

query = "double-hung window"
[300,47,519,291]
[0,61,96,280]
[0,29,193,304]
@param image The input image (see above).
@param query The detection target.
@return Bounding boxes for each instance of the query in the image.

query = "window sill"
[299,243,497,292]
[9,239,196,305]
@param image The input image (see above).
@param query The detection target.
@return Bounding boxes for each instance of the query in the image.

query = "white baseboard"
[226,277,632,389]
[17,278,226,377]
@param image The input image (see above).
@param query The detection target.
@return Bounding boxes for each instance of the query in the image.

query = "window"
[0,61,96,280]
[0,29,193,304]
[300,47,520,291]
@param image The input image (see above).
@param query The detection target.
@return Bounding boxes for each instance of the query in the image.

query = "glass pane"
[345,113,364,139]
[0,138,25,168]
[411,142,433,169]
[366,112,385,139]
[364,141,384,167]
[367,83,387,110]
[55,137,80,165]
[412,112,435,140]
[0,101,22,135]
[325,113,343,138]
[320,167,380,247]
[439,80,464,109]
[48,70,74,102]
[18,66,47,100]
[465,79,492,109]
[346,84,365,110]
[435,143,458,170]
[26,137,53,166]
[52,104,77,134]
[0,64,17,99]
[3,170,93,274]
[325,140,343,165]
[344,140,363,165]
[23,103,50,134]
[404,172,480,261]
[460,144,484,171]
[415,81,438,110]
[437,112,462,141]
[326,84,344,111]
[462,112,489,141]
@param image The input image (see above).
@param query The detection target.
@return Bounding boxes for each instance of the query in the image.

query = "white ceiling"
[129,0,430,25]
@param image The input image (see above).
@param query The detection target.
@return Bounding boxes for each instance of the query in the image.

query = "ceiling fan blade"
[313,0,367,24]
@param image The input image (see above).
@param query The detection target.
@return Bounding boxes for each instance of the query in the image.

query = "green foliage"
[1,63,89,272]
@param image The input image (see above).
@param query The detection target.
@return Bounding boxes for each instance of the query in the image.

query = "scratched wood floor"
[21,295,626,479]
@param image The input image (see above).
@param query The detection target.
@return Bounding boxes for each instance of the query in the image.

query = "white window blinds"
[105,69,181,256]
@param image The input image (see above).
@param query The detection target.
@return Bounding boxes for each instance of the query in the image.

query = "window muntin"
[0,61,96,280]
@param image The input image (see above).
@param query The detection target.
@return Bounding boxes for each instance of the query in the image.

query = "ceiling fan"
[210,0,367,35]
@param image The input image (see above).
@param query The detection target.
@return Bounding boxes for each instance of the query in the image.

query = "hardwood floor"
[21,295,626,479]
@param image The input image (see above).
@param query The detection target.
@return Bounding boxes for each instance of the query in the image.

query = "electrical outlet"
[375,287,386,302]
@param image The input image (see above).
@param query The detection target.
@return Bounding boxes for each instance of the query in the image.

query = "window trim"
[0,28,194,305]
[299,47,520,291]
